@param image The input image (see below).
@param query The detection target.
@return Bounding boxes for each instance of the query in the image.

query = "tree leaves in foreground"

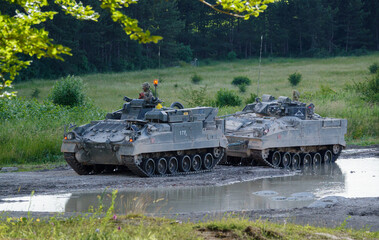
[0,0,276,98]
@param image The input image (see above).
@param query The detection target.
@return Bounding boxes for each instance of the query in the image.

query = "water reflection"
[0,157,378,214]
[63,161,347,214]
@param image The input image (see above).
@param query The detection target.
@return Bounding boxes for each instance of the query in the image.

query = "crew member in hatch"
[139,82,153,102]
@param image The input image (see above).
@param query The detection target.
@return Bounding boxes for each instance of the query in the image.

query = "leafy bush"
[238,84,247,93]
[227,51,237,61]
[245,93,258,104]
[191,73,203,84]
[288,72,302,86]
[50,75,86,107]
[215,89,242,107]
[181,86,211,107]
[232,76,251,86]
[31,88,41,98]
[369,62,379,74]
[351,72,379,103]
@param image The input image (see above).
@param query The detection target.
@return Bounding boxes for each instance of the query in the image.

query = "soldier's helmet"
[142,82,150,89]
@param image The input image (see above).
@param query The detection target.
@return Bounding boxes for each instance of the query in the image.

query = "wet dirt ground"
[0,145,378,231]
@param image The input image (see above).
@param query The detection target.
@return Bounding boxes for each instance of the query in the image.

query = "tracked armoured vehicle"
[224,94,347,168]
[61,95,227,177]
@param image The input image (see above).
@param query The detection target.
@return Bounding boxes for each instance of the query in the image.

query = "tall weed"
[0,98,105,165]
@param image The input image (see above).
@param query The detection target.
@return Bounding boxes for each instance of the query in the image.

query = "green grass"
[15,54,379,111]
[1,213,378,239]
[1,53,378,165]
[0,99,105,165]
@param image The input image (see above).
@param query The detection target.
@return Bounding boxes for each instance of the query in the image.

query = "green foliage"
[238,84,247,93]
[30,88,41,99]
[191,73,203,84]
[0,98,105,165]
[50,75,86,107]
[215,89,242,107]
[227,51,237,61]
[245,93,258,104]
[202,0,278,19]
[288,72,302,86]
[0,0,98,98]
[347,72,379,103]
[232,76,251,86]
[1,212,378,240]
[181,86,211,107]
[369,62,379,74]
[177,44,193,62]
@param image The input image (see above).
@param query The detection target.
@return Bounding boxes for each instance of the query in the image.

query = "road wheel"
[202,153,214,170]
[323,150,333,164]
[155,158,167,175]
[332,145,342,162]
[271,151,281,167]
[191,155,202,171]
[312,152,322,165]
[212,147,223,159]
[179,155,191,172]
[282,152,292,168]
[292,153,301,170]
[167,157,178,174]
[143,158,155,176]
[302,153,312,166]
[332,144,342,155]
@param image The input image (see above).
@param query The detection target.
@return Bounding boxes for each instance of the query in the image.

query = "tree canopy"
[0,0,276,98]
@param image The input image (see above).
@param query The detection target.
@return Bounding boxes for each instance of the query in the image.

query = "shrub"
[181,86,211,107]
[245,93,258,104]
[215,89,242,107]
[31,88,41,98]
[50,75,86,107]
[288,72,302,86]
[191,73,203,84]
[232,76,251,86]
[227,51,237,61]
[352,72,379,103]
[238,84,247,93]
[369,62,379,74]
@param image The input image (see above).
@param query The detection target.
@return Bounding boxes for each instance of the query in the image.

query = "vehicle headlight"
[67,132,76,140]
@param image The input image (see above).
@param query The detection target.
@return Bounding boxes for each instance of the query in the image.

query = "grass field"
[2,214,378,240]
[1,53,378,165]
[16,54,379,112]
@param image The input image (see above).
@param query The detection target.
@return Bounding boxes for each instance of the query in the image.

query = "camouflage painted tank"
[223,94,347,168]
[61,96,227,177]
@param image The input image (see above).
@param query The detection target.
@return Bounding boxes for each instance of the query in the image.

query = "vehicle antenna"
[257,35,263,97]
[158,45,161,80]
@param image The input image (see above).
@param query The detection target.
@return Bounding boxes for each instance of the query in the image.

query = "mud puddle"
[1,154,377,214]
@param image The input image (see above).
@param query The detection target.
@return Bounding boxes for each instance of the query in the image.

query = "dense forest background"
[4,0,378,81]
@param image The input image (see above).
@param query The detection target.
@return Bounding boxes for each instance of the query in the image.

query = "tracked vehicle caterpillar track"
[122,148,225,177]
[223,94,347,169]
[222,146,342,169]
[62,92,227,177]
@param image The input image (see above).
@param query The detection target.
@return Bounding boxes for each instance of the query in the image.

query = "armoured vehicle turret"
[224,94,347,168]
[61,95,227,177]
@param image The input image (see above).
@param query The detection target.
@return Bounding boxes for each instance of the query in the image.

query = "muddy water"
[0,156,378,214]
